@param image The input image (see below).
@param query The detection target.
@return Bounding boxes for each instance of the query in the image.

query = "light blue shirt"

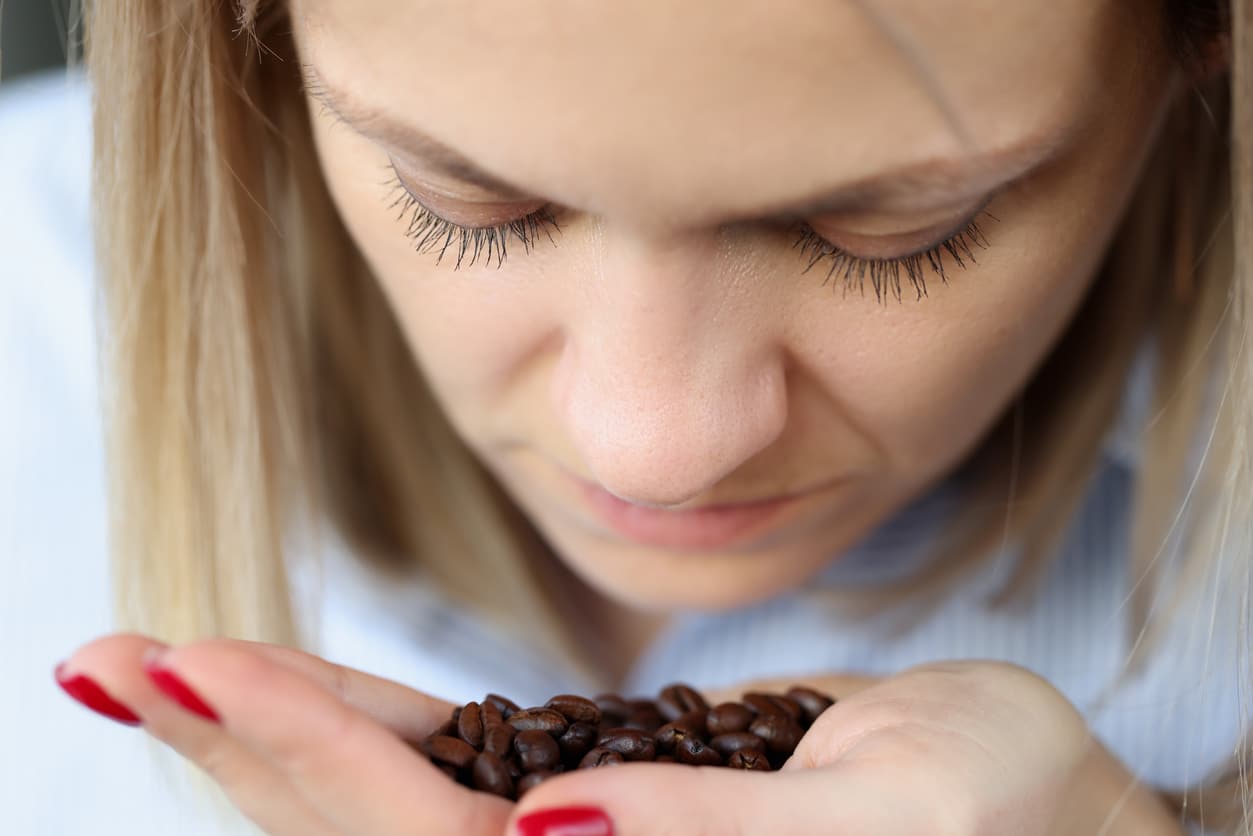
[2,70,1241,835]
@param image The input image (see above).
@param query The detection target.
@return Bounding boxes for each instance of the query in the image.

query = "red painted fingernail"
[515,806,614,836]
[143,657,221,723]
[54,662,142,726]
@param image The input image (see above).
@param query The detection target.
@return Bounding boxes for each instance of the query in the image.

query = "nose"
[550,232,788,507]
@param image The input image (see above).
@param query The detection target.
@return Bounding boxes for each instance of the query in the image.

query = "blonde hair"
[86,0,1252,831]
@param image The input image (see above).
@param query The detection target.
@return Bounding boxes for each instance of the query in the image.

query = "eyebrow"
[302,63,1063,218]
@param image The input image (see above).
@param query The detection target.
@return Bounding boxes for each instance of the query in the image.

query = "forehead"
[292,0,1142,227]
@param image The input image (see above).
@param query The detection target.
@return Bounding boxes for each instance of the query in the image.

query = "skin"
[288,0,1175,642]
[55,1,1199,833]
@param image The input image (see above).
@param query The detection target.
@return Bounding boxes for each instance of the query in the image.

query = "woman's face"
[290,1,1176,611]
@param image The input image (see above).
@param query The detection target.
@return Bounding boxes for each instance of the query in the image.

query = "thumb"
[505,761,919,836]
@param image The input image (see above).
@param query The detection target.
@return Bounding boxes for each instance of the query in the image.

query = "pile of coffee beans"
[416,683,835,801]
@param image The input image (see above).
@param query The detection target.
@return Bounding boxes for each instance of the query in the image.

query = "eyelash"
[385,175,562,270]
[384,173,996,302]
[793,212,996,303]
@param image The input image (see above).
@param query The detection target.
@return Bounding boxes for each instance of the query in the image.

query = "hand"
[54,633,511,835]
[509,660,1184,836]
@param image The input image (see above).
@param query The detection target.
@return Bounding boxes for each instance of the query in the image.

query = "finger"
[208,637,457,742]
[508,760,943,836]
[151,639,513,836]
[57,633,340,836]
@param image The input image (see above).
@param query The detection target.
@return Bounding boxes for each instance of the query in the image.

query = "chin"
[554,535,820,612]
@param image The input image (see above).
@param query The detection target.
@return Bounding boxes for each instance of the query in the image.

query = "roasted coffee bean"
[458,702,485,749]
[673,709,708,736]
[674,735,723,766]
[557,722,599,766]
[709,731,767,758]
[654,720,700,754]
[471,752,514,799]
[482,723,516,758]
[728,749,772,771]
[421,735,477,770]
[785,686,836,726]
[507,708,569,736]
[624,699,665,732]
[593,694,630,726]
[546,694,602,726]
[481,700,505,726]
[514,729,562,773]
[657,683,709,722]
[579,747,626,768]
[597,727,656,761]
[706,702,754,736]
[421,684,832,799]
[516,770,557,798]
[743,692,804,723]
[484,693,520,719]
[748,713,804,756]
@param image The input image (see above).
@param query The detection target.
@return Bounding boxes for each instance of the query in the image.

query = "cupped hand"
[54,633,512,835]
[509,661,1112,836]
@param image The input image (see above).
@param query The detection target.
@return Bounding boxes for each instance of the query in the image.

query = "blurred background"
[1,0,75,83]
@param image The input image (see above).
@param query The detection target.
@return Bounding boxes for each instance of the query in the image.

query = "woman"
[21,0,1250,832]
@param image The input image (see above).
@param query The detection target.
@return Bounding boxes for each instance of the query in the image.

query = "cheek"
[790,127,1155,476]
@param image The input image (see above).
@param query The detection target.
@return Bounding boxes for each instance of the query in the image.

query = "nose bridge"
[552,232,787,506]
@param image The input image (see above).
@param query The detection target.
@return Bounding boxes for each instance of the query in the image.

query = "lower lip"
[576,481,808,550]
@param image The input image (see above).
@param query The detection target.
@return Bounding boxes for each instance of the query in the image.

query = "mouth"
[571,475,833,551]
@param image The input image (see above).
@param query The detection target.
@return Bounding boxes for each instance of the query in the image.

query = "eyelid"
[388,161,548,227]
[808,192,999,260]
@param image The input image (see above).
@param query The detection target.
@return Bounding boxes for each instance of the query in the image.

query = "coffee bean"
[593,694,630,726]
[421,735,477,770]
[706,702,754,735]
[557,722,599,766]
[657,684,709,722]
[748,713,804,756]
[507,708,569,736]
[471,752,514,799]
[742,692,803,723]
[516,770,556,798]
[654,721,697,754]
[458,702,485,749]
[481,700,505,727]
[514,729,561,773]
[579,747,626,768]
[597,727,656,761]
[482,723,516,758]
[674,735,723,766]
[546,694,602,726]
[785,686,836,726]
[624,699,665,732]
[728,749,772,771]
[420,684,827,799]
[709,731,767,758]
[484,693,520,719]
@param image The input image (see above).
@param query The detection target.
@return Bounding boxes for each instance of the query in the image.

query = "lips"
[574,478,814,551]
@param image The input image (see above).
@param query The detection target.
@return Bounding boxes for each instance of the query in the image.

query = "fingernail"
[515,806,614,836]
[53,662,142,726]
[142,655,221,723]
